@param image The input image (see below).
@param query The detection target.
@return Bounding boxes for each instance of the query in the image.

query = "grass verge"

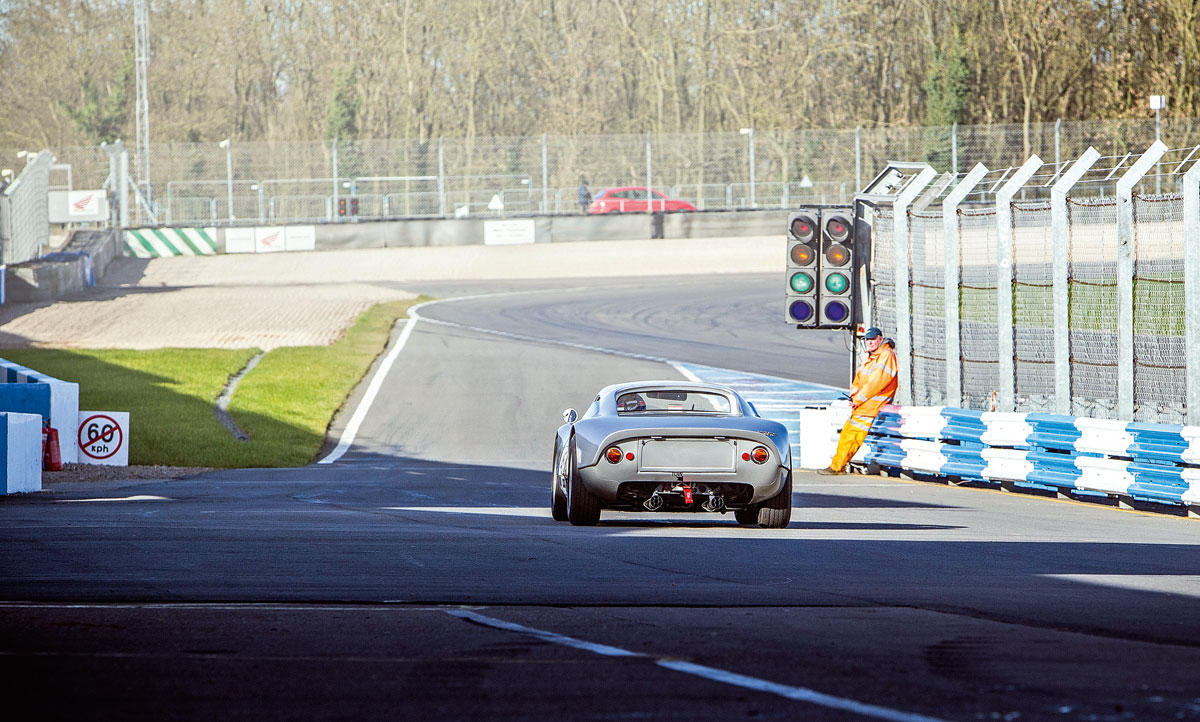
[1,296,426,468]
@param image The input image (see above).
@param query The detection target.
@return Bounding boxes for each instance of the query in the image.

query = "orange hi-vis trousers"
[829,414,874,472]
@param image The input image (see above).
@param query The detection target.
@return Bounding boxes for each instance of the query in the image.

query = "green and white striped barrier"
[124,228,218,258]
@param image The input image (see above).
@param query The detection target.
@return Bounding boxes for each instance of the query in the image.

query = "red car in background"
[587,186,697,214]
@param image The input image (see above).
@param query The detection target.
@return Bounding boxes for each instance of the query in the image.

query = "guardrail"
[862,405,1200,516]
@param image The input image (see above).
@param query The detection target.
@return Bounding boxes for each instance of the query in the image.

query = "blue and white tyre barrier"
[673,362,844,467]
[1,412,43,493]
[864,405,1200,513]
[0,359,79,464]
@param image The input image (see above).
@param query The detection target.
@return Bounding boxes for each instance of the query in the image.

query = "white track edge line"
[318,317,419,464]
[448,609,951,722]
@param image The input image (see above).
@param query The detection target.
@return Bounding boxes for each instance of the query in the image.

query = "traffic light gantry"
[785,208,854,329]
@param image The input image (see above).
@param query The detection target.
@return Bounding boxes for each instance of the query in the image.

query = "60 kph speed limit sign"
[77,411,129,466]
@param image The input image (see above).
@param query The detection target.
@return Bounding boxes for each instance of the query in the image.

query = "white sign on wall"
[285,225,316,251]
[225,228,255,254]
[484,219,536,245]
[48,190,109,223]
[77,411,129,466]
[255,227,286,253]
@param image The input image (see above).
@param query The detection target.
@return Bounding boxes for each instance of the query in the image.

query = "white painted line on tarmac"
[385,506,550,518]
[656,659,951,722]
[448,609,640,657]
[318,317,419,465]
[57,495,172,503]
[447,609,951,722]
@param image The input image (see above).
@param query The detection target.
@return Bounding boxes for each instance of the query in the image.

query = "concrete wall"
[4,229,120,303]
[209,209,785,252]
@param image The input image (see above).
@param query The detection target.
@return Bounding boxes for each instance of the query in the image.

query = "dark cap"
[862,327,883,339]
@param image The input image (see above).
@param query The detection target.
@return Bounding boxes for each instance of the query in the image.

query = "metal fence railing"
[0,151,55,265]
[7,116,1200,228]
[867,141,1200,425]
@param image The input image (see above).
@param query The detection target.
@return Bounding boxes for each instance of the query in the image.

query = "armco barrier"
[0,411,43,493]
[862,406,1200,515]
[0,360,79,464]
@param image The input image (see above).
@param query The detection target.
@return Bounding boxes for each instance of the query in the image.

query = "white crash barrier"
[1,412,43,493]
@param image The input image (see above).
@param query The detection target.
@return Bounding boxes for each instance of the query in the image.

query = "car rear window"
[616,390,732,414]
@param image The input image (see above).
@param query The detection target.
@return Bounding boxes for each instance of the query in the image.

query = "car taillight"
[751,446,770,464]
[605,446,623,464]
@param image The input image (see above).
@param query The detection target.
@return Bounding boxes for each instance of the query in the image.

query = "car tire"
[566,436,601,526]
[733,507,759,525]
[755,469,793,529]
[551,440,569,522]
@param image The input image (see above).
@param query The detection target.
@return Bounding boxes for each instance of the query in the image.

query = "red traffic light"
[824,216,850,243]
[790,214,817,243]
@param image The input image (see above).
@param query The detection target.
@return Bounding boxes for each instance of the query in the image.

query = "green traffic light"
[824,272,849,294]
[790,272,813,294]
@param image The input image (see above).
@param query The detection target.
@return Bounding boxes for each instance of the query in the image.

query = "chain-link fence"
[869,142,1200,424]
[0,151,55,265]
[7,116,1200,228]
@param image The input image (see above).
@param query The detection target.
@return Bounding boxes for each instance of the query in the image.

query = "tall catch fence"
[867,141,1200,425]
[7,116,1200,227]
[0,151,55,265]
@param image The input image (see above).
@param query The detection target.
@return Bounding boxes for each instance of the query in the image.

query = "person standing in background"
[819,327,898,475]
[578,181,591,214]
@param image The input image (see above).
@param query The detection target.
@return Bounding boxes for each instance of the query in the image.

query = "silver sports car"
[551,381,792,527]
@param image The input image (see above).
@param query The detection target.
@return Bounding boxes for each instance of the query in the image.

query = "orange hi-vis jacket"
[846,344,899,430]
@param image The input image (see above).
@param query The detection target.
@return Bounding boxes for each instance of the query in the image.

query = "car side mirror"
[562,408,578,424]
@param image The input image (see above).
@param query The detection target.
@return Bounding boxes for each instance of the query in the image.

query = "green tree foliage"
[60,53,133,144]
[1,0,1196,149]
[326,65,361,141]
[924,31,971,170]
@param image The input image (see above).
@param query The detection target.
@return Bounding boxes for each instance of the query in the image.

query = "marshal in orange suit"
[820,327,897,474]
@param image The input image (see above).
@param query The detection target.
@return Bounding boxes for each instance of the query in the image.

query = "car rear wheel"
[734,507,758,525]
[755,470,793,529]
[566,436,601,526]
[551,440,569,522]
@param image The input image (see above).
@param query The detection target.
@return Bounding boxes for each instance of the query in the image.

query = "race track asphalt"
[1,265,1198,722]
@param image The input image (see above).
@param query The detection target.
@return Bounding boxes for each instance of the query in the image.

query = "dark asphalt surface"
[2,274,1199,722]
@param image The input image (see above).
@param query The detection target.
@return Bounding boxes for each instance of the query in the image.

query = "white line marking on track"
[447,609,952,722]
[318,318,419,465]
[57,495,172,503]
[448,609,640,657]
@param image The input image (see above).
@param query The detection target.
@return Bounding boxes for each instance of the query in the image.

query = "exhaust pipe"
[643,493,664,511]
[701,495,725,513]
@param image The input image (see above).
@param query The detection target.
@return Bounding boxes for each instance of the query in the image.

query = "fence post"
[1115,140,1169,419]
[1184,154,1200,425]
[541,133,549,214]
[943,163,989,407]
[855,127,862,192]
[331,138,339,223]
[645,132,653,212]
[1050,147,1101,415]
[437,137,446,218]
[995,155,1044,412]
[951,123,958,176]
[119,147,130,228]
[1054,118,1061,169]
[893,164,938,406]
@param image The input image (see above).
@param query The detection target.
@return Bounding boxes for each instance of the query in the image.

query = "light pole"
[219,139,233,222]
[250,184,265,223]
[740,127,756,208]
[1150,95,1166,194]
